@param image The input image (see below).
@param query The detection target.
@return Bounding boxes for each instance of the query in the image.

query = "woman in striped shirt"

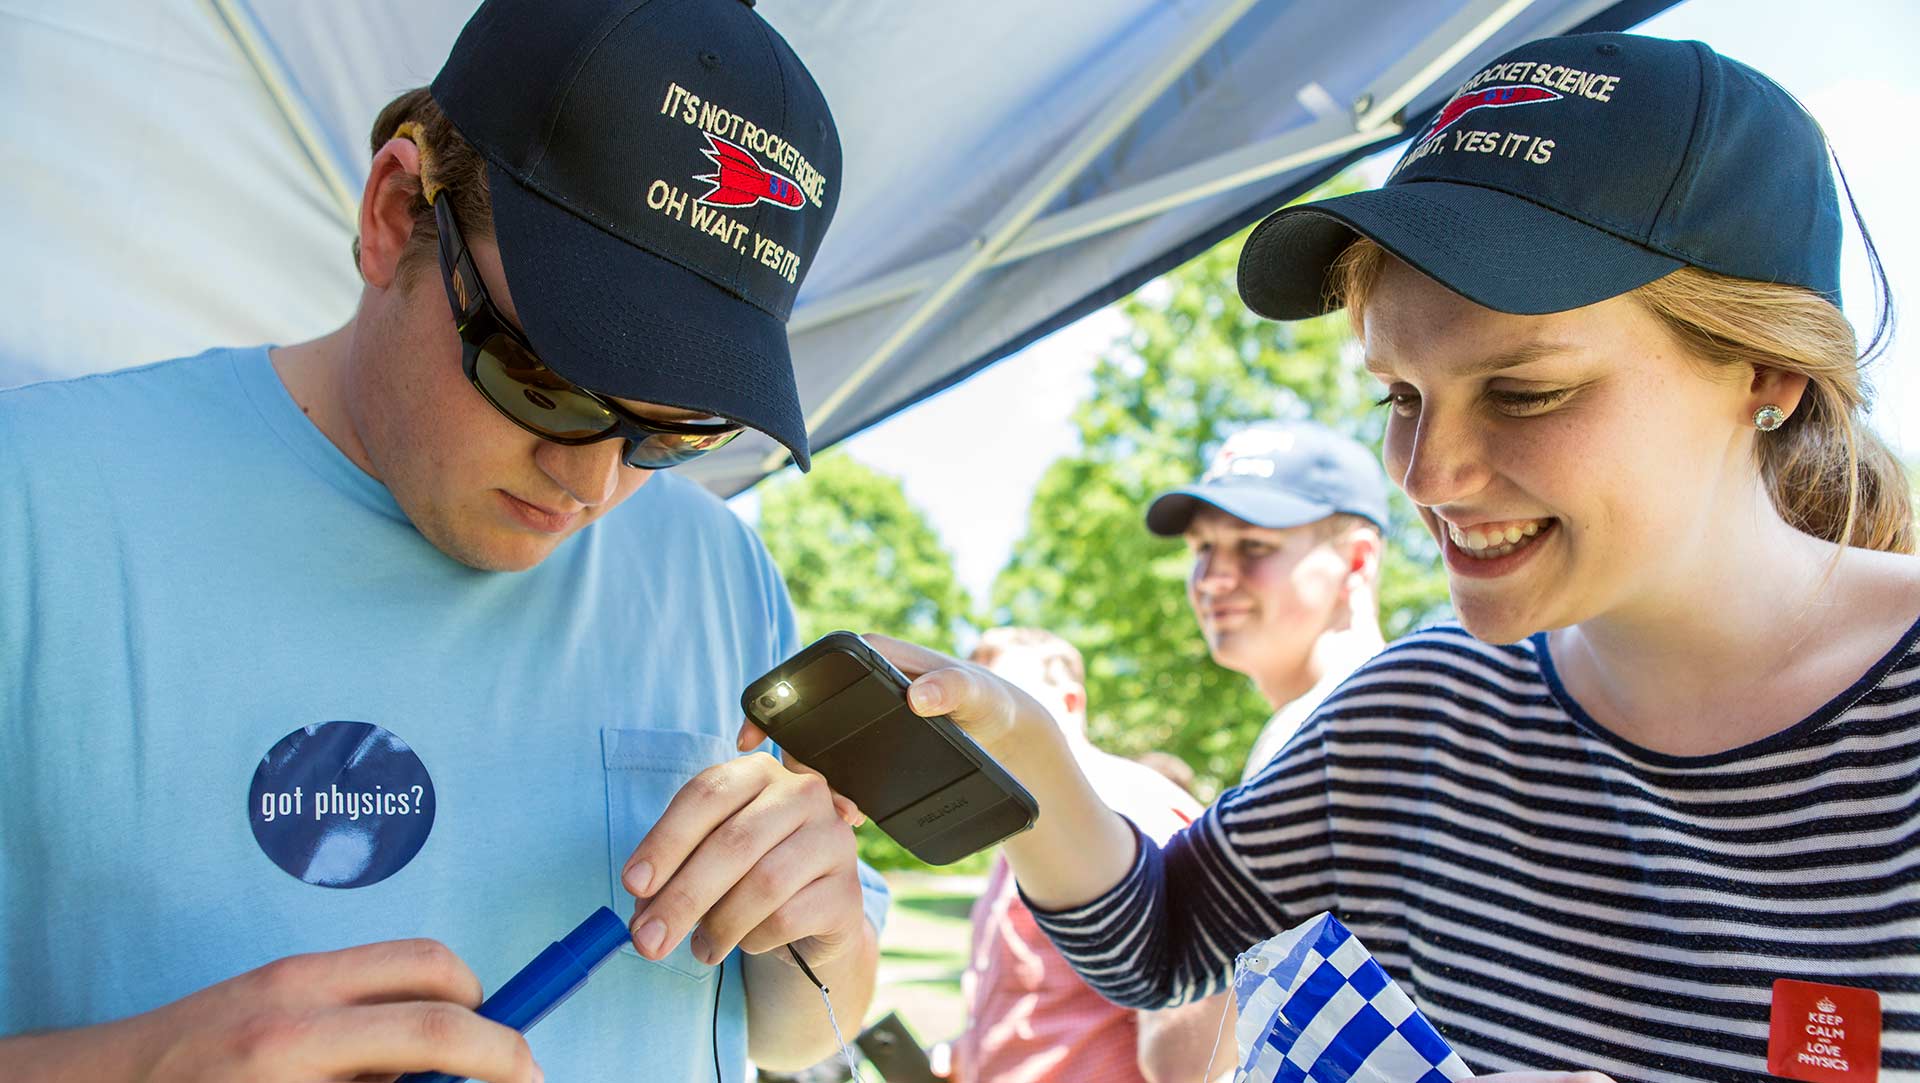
[859,32,1919,1083]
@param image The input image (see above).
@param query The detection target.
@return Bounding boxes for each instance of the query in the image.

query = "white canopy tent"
[3,0,1674,494]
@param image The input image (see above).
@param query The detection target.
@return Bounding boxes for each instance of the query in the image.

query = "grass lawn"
[756,871,982,1081]
[868,870,983,1048]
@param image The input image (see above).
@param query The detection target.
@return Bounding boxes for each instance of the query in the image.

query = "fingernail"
[691,928,711,965]
[909,683,939,712]
[622,860,652,897]
[533,1066,545,1083]
[635,918,665,957]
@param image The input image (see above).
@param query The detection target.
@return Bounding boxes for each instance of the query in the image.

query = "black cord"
[712,946,830,1083]
[786,944,828,994]
[712,953,726,1082]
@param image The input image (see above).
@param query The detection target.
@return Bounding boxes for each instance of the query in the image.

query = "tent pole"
[207,0,360,227]
[787,120,1385,337]
[1024,0,1549,259]
[788,0,1544,342]
[1354,0,1541,129]
[765,0,1263,472]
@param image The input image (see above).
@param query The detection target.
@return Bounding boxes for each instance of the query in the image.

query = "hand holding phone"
[742,632,1038,865]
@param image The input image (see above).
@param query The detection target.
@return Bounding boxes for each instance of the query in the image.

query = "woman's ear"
[1747,365,1812,425]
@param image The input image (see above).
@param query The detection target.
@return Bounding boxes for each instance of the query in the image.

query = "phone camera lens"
[758,694,778,710]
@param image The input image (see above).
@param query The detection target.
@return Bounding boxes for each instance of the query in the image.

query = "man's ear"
[1063,686,1086,719]
[1340,526,1383,592]
[356,138,425,290]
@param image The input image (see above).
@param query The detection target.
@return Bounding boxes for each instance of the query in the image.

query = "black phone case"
[742,632,1037,866]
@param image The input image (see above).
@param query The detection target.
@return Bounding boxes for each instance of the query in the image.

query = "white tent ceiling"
[2,0,1674,494]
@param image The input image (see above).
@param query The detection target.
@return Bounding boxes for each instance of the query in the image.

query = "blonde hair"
[1328,238,1915,555]
[358,88,494,283]
[968,627,1086,688]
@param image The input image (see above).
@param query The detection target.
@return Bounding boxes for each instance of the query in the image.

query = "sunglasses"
[432,196,742,469]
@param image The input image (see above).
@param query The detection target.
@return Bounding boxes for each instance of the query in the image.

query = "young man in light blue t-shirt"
[0,2,884,1081]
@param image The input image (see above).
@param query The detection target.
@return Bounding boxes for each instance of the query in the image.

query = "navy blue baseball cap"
[432,0,840,469]
[1146,421,1391,536]
[1239,32,1843,320]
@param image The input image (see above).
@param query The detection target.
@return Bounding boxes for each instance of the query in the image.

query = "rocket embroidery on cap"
[1393,58,1625,178]
[658,80,829,207]
[641,81,825,284]
[1420,85,1564,143]
[696,133,806,210]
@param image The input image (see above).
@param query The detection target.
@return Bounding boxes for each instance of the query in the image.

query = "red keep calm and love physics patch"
[1768,980,1881,1083]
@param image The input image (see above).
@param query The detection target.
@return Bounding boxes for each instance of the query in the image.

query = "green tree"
[753,451,980,870]
[755,451,972,654]
[991,177,1450,798]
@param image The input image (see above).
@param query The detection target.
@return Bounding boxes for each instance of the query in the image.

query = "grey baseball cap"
[1146,421,1390,535]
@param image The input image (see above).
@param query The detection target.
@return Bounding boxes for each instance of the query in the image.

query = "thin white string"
[788,945,866,1082]
[1199,957,1253,1083]
[818,984,867,1083]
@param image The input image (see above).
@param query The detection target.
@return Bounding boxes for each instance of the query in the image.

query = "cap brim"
[1145,486,1334,536]
[1238,181,1685,320]
[485,165,811,470]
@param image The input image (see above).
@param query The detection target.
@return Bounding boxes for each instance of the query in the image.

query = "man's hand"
[621,752,866,969]
[3,938,540,1083]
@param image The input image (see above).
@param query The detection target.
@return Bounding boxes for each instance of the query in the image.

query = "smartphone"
[854,1011,939,1083]
[742,632,1037,865]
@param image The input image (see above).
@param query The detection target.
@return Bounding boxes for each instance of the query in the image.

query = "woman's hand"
[735,634,1056,776]
[864,634,1047,755]
[740,630,1136,910]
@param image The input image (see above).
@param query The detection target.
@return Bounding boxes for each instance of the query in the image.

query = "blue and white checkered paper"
[1230,913,1470,1083]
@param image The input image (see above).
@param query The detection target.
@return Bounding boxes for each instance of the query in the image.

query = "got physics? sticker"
[249,721,436,889]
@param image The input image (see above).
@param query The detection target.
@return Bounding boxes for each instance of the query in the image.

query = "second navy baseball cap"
[1238,32,1842,320]
[1146,421,1390,536]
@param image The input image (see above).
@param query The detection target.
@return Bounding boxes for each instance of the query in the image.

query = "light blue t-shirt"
[0,347,887,1081]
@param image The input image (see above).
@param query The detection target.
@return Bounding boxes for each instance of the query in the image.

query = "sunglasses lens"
[473,334,617,439]
[623,427,743,469]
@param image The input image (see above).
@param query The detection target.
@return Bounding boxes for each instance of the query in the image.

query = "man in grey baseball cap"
[1147,420,1393,780]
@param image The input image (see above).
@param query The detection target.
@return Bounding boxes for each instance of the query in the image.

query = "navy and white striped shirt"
[1032,621,1920,1082]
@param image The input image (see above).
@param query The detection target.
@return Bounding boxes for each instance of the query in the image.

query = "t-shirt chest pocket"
[602,727,738,982]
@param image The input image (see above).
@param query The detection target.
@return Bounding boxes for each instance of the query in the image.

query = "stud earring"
[1753,405,1787,432]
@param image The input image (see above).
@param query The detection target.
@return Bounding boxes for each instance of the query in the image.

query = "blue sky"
[735,0,1920,607]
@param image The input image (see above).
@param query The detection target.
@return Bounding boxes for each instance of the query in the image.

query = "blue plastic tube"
[395,906,630,1083]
